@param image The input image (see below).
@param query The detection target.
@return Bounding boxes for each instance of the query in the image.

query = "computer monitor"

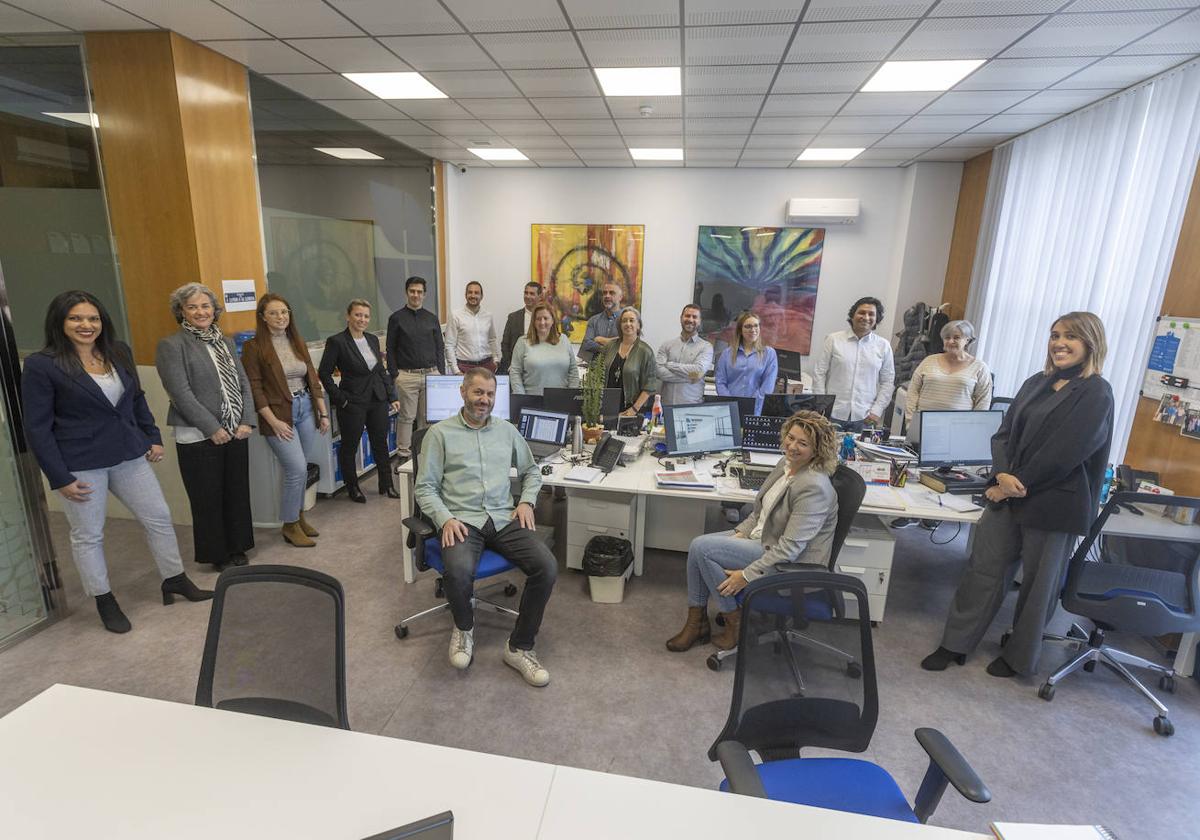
[516,407,570,448]
[508,393,545,423]
[760,393,835,419]
[360,811,453,840]
[740,414,786,452]
[664,401,741,457]
[917,410,1003,468]
[425,374,510,423]
[543,387,621,422]
[703,394,756,420]
[776,349,802,379]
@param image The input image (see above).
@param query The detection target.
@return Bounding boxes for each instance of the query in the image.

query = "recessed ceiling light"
[315,147,384,160]
[344,72,447,99]
[595,67,681,97]
[629,148,683,161]
[861,60,985,92]
[469,148,529,161]
[797,148,864,162]
[43,112,98,127]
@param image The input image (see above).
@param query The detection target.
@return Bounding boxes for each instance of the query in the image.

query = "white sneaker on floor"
[449,627,474,670]
[503,643,550,687]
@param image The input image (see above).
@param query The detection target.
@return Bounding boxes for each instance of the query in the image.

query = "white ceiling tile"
[460,99,542,118]
[624,134,684,146]
[567,134,627,147]
[0,5,68,31]
[634,159,685,167]
[578,28,681,66]
[1002,11,1181,58]
[527,148,583,160]
[357,119,436,135]
[607,97,682,118]
[891,15,1045,60]
[686,65,778,95]
[484,119,559,134]
[941,132,1014,147]
[268,73,376,99]
[685,0,807,26]
[531,97,611,118]
[968,114,1055,133]
[489,160,539,167]
[857,147,925,159]
[1118,9,1200,55]
[476,31,587,69]
[922,90,1034,113]
[423,70,521,98]
[505,135,570,148]
[440,0,568,31]
[803,0,935,21]
[687,135,750,148]
[220,0,361,38]
[843,159,908,166]
[686,95,766,117]
[203,40,327,73]
[955,57,1095,90]
[552,120,621,136]
[841,92,941,114]
[561,0,679,29]
[685,118,757,134]
[685,25,794,65]
[745,135,813,149]
[1006,87,1118,113]
[919,147,991,160]
[787,20,913,63]
[510,69,601,97]
[379,35,497,71]
[685,151,742,163]
[317,99,408,119]
[392,100,473,118]
[823,114,907,132]
[1067,0,1196,11]
[580,157,634,166]
[932,1,1063,15]
[874,132,955,146]
[740,148,799,160]
[93,0,265,38]
[326,0,462,35]
[740,160,792,167]
[810,132,885,146]
[773,63,877,93]
[1053,54,1192,88]
[617,118,683,134]
[760,93,851,115]
[420,119,490,134]
[285,38,411,72]
[897,114,988,132]
[755,116,831,133]
[16,0,153,30]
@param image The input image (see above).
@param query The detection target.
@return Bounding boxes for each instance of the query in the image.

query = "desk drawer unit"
[566,491,636,570]
[834,521,896,622]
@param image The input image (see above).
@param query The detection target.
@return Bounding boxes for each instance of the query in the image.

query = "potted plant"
[580,358,606,443]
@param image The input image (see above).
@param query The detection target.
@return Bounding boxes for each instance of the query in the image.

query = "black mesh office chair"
[989,396,1014,415]
[196,564,349,729]
[710,571,991,823]
[1037,491,1200,737]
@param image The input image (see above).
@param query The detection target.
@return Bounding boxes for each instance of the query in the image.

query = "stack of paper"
[656,469,716,489]
[563,465,602,483]
[863,485,906,510]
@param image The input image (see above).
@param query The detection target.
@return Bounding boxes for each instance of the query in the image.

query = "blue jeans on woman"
[686,530,765,613]
[265,396,324,523]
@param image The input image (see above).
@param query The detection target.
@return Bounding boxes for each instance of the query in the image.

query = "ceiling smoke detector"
[639,105,653,118]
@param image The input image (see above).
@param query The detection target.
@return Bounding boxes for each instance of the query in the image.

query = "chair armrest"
[402,516,435,539]
[715,741,768,799]
[912,728,991,823]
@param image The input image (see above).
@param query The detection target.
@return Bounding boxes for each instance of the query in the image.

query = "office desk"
[0,685,989,840]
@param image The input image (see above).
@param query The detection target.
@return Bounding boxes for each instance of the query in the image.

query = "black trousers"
[175,437,254,565]
[440,517,557,650]
[336,398,393,493]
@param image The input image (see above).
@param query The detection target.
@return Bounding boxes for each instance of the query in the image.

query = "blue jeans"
[686,530,765,613]
[265,396,325,523]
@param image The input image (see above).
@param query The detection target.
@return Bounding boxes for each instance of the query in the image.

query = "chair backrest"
[828,464,867,567]
[1063,492,1200,636]
[709,571,879,762]
[989,396,1014,415]
[195,564,350,730]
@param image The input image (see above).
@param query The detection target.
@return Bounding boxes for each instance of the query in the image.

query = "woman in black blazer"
[318,299,401,503]
[21,291,211,634]
[923,311,1114,677]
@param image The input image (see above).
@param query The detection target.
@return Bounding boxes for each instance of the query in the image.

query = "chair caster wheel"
[1000,632,1011,647]
[846,662,862,679]
[1159,674,1176,693]
[504,583,518,597]
[1038,682,1055,701]
[1083,660,1096,673]
[434,579,444,598]
[1154,716,1174,736]
[706,654,722,672]
[394,624,409,639]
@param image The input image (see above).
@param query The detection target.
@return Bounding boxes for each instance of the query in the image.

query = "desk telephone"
[591,433,626,473]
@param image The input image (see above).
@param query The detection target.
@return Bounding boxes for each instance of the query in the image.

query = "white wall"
[444,163,962,357]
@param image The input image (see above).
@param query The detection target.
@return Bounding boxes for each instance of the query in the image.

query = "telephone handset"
[591,433,626,473]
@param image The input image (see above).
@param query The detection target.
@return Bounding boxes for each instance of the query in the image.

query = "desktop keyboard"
[737,472,767,491]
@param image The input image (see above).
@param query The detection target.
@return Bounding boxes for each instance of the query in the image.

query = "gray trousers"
[941,504,1073,675]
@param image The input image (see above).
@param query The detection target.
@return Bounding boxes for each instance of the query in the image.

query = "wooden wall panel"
[940,150,992,320]
[434,160,448,315]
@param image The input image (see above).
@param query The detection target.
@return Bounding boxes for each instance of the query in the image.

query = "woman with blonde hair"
[666,410,841,652]
[923,312,1113,678]
[715,310,779,415]
[509,303,580,395]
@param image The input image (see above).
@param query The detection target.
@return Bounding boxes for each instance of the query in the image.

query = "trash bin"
[582,535,633,604]
[303,463,319,512]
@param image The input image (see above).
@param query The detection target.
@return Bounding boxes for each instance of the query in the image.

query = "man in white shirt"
[499,282,542,374]
[656,304,714,406]
[812,296,895,429]
[445,281,501,374]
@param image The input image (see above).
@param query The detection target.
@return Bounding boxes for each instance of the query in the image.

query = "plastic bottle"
[839,432,856,463]
[1101,464,1115,503]
[650,394,663,429]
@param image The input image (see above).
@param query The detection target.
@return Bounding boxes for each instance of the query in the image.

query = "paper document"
[991,823,1118,840]
[897,486,980,513]
[862,485,906,510]
[564,466,602,483]
[655,469,716,489]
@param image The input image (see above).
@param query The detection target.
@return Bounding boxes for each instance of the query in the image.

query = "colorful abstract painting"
[693,225,825,355]
[531,224,644,343]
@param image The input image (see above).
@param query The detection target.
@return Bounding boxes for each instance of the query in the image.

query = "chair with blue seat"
[711,570,991,823]
[393,427,519,640]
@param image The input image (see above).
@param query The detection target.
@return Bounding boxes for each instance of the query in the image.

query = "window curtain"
[966,59,1200,460]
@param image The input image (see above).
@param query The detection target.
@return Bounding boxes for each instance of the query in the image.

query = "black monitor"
[664,401,741,457]
[776,349,802,378]
[917,410,1003,468]
[516,407,570,447]
[741,414,786,452]
[703,394,756,420]
[508,393,545,423]
[543,387,621,425]
[761,393,835,419]
[425,374,510,423]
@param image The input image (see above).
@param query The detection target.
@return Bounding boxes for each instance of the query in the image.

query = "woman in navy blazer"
[21,291,211,634]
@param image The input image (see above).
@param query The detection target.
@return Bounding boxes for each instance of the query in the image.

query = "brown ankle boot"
[665,606,711,652]
[281,521,316,548]
[710,608,742,651]
[297,511,320,538]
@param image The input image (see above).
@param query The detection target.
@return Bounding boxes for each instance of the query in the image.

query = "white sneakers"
[449,627,474,669]
[503,642,550,687]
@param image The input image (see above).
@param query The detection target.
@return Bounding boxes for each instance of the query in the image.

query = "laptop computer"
[740,414,785,468]
[516,407,571,460]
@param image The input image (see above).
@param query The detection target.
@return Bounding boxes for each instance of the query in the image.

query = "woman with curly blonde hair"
[666,410,841,652]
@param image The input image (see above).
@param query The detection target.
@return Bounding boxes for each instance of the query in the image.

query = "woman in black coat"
[318,298,400,503]
[922,311,1114,677]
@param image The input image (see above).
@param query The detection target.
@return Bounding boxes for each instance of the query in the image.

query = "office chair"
[1037,491,1200,737]
[989,396,1014,415]
[706,464,867,674]
[710,571,991,823]
[196,564,350,729]
[394,427,519,640]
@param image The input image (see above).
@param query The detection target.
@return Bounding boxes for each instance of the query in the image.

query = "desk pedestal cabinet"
[566,489,636,571]
[837,515,896,622]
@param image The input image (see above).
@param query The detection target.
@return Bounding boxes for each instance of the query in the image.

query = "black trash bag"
[582,536,633,577]
[305,463,320,489]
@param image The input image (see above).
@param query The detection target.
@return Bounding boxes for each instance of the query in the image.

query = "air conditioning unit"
[785,197,860,226]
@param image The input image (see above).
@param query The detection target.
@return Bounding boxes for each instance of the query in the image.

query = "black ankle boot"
[95,592,131,633]
[986,656,1017,677]
[920,646,966,671]
[161,573,214,605]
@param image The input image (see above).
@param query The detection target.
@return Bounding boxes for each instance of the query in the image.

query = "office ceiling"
[2,0,1199,168]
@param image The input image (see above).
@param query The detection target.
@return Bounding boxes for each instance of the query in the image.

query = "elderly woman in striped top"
[905,319,993,443]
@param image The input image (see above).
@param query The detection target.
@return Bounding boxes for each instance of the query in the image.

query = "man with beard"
[656,303,714,406]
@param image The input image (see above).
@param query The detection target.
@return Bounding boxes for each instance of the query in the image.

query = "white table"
[0,685,990,840]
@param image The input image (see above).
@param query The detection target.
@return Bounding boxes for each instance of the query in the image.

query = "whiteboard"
[1142,314,1200,402]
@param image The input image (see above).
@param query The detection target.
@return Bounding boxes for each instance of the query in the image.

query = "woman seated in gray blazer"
[509,303,580,395]
[666,410,840,653]
[155,282,256,570]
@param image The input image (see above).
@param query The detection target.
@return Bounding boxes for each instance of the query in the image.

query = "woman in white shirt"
[509,303,580,395]
[904,319,993,443]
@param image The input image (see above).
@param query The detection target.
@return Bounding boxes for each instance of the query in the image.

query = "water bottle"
[1101,464,1115,503]
[839,432,856,463]
[571,415,583,455]
[650,394,663,429]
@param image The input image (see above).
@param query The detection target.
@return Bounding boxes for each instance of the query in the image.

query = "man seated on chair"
[414,367,557,687]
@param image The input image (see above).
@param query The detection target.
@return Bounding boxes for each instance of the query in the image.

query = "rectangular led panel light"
[469,148,529,161]
[44,112,98,127]
[315,147,384,160]
[797,147,864,161]
[861,60,985,92]
[344,72,447,99]
[595,67,681,97]
[629,148,684,160]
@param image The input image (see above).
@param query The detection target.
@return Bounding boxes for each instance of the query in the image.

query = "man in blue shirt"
[414,368,557,686]
[578,280,623,362]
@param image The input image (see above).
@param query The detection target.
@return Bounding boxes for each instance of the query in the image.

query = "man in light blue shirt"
[415,368,556,686]
[656,304,714,405]
[578,280,623,362]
